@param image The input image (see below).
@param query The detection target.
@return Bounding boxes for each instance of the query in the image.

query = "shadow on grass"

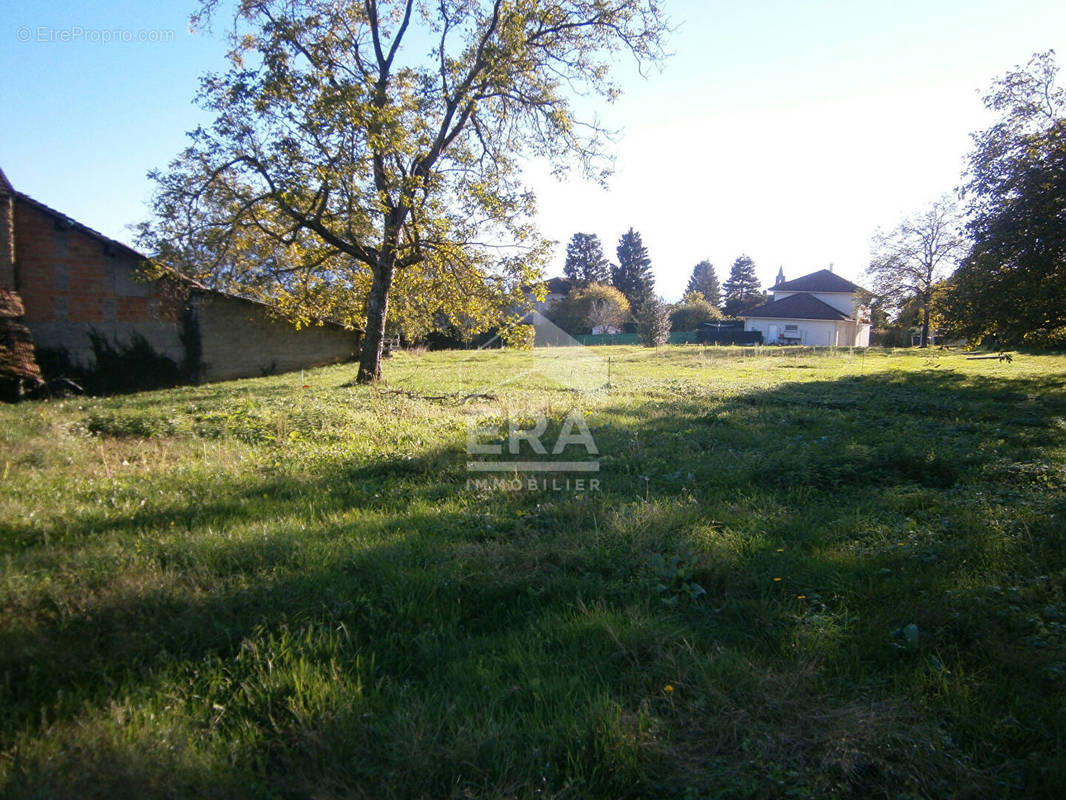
[3,367,1066,797]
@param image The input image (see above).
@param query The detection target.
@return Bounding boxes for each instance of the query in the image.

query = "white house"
[740,269,871,347]
[532,276,572,312]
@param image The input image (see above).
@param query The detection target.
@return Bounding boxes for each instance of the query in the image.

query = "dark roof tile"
[546,276,572,294]
[774,269,863,293]
[741,293,850,321]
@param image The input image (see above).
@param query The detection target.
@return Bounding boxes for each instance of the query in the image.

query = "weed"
[650,552,707,607]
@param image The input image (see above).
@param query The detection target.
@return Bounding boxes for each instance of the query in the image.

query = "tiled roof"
[741,292,850,321]
[546,276,572,294]
[774,269,863,293]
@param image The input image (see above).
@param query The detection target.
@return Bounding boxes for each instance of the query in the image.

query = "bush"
[635,296,670,346]
[548,284,630,334]
[1020,326,1066,349]
[670,291,722,331]
[870,327,911,348]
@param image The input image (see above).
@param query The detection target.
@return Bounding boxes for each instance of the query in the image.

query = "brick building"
[0,167,361,392]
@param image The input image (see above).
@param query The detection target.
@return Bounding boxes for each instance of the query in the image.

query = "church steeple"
[775,266,785,286]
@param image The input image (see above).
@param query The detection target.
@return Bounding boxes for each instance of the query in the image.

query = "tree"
[611,227,655,310]
[685,260,721,308]
[547,283,630,335]
[141,1,667,383]
[942,51,1066,345]
[721,255,762,316]
[634,295,670,346]
[563,233,611,287]
[670,290,722,331]
[867,196,967,348]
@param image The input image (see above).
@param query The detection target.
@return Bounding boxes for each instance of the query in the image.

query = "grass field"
[2,345,1066,798]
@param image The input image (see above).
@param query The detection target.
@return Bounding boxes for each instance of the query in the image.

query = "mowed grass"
[1,345,1065,798]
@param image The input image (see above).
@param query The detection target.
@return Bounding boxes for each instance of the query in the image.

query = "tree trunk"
[920,305,931,348]
[356,257,396,383]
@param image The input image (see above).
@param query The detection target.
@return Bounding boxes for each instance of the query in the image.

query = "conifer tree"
[563,233,611,287]
[611,228,655,310]
[722,254,762,316]
[685,260,721,308]
[635,295,670,346]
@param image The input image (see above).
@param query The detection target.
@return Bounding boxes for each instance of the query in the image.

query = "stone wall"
[196,292,360,382]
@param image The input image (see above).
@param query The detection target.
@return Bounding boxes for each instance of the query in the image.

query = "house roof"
[741,292,850,321]
[546,276,572,294]
[0,167,13,196]
[15,191,149,263]
[774,269,863,294]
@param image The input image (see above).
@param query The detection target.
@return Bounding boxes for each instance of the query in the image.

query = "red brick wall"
[117,296,150,322]
[13,202,55,321]
[0,192,13,290]
[14,200,162,325]
[13,195,357,384]
[13,198,187,367]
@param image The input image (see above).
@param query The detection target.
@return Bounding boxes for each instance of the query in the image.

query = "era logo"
[466,410,598,456]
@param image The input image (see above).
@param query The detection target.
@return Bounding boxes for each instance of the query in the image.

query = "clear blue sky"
[3,1,1065,300]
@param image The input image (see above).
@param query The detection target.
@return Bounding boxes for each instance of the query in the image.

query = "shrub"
[670,291,723,331]
[635,296,670,346]
[548,284,630,335]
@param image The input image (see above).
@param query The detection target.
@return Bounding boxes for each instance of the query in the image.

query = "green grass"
[1,345,1065,798]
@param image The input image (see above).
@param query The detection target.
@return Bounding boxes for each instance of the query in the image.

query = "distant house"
[532,276,572,312]
[740,269,871,347]
[0,166,360,393]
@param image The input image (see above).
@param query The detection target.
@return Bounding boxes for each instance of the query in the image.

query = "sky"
[3,0,1066,301]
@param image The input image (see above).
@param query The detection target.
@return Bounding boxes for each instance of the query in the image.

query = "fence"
[571,331,704,346]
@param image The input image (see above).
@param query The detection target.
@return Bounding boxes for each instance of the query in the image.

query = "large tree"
[867,196,967,348]
[562,232,611,287]
[942,51,1066,345]
[141,0,666,382]
[685,260,721,308]
[611,227,655,310]
[721,254,761,316]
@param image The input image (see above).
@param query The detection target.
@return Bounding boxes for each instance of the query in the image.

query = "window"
[785,324,798,331]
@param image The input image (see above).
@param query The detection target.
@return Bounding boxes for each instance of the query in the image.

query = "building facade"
[740,269,871,347]
[0,167,361,391]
